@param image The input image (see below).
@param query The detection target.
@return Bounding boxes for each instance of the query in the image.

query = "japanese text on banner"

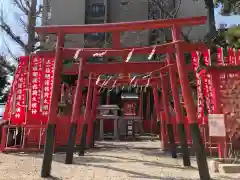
[29,56,42,116]
[42,58,54,118]
[9,56,28,124]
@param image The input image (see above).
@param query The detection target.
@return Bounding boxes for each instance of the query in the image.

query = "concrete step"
[219,164,240,173]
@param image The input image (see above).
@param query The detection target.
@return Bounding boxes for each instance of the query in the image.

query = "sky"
[0,1,240,58]
[215,7,240,28]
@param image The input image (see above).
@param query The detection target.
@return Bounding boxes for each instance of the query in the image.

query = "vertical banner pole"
[79,73,93,155]
[88,84,98,148]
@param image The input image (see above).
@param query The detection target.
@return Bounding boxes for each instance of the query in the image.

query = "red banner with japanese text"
[216,47,224,65]
[191,51,204,123]
[202,50,215,114]
[41,56,54,123]
[236,49,240,65]
[27,55,43,124]
[27,55,55,124]
[228,48,235,65]
[228,48,238,78]
[4,56,28,124]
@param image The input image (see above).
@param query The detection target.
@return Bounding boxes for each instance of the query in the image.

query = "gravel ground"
[0,141,239,180]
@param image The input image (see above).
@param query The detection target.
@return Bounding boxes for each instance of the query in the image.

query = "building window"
[85,32,105,41]
[88,3,105,17]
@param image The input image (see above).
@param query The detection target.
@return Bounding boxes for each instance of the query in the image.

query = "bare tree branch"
[3,39,18,61]
[0,17,27,52]
[0,0,39,57]
[26,0,37,54]
[36,5,42,16]
[149,0,193,42]
[12,0,29,15]
[17,16,28,33]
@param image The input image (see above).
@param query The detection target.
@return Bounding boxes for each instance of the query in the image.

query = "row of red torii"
[1,16,223,180]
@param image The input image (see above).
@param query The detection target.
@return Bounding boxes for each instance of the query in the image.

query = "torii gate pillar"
[172,26,210,180]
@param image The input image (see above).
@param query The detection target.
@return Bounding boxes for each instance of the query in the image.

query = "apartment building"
[41,0,208,51]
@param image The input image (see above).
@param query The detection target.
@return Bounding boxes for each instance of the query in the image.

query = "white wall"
[47,0,86,48]
[177,0,208,41]
[109,0,149,47]
[40,0,208,49]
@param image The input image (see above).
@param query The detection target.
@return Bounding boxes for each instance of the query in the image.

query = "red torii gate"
[35,16,210,180]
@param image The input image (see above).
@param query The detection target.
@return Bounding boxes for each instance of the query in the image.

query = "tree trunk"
[205,0,216,40]
[26,0,37,55]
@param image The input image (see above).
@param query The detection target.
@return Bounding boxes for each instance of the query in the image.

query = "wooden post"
[79,73,93,156]
[160,111,167,149]
[138,91,144,135]
[211,72,225,158]
[106,90,110,105]
[161,75,177,158]
[86,74,95,148]
[113,109,118,140]
[99,118,104,140]
[152,86,162,143]
[152,86,160,119]
[41,33,64,177]
[65,57,86,164]
[146,90,150,120]
[172,26,210,180]
[89,85,98,148]
[167,54,191,166]
[138,91,142,117]
[0,126,7,152]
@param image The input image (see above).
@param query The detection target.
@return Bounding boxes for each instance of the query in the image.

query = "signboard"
[123,102,137,116]
[208,114,226,137]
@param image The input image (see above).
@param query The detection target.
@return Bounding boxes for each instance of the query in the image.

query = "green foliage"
[225,26,240,48]
[0,55,15,103]
[215,0,240,15]
[203,0,239,41]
